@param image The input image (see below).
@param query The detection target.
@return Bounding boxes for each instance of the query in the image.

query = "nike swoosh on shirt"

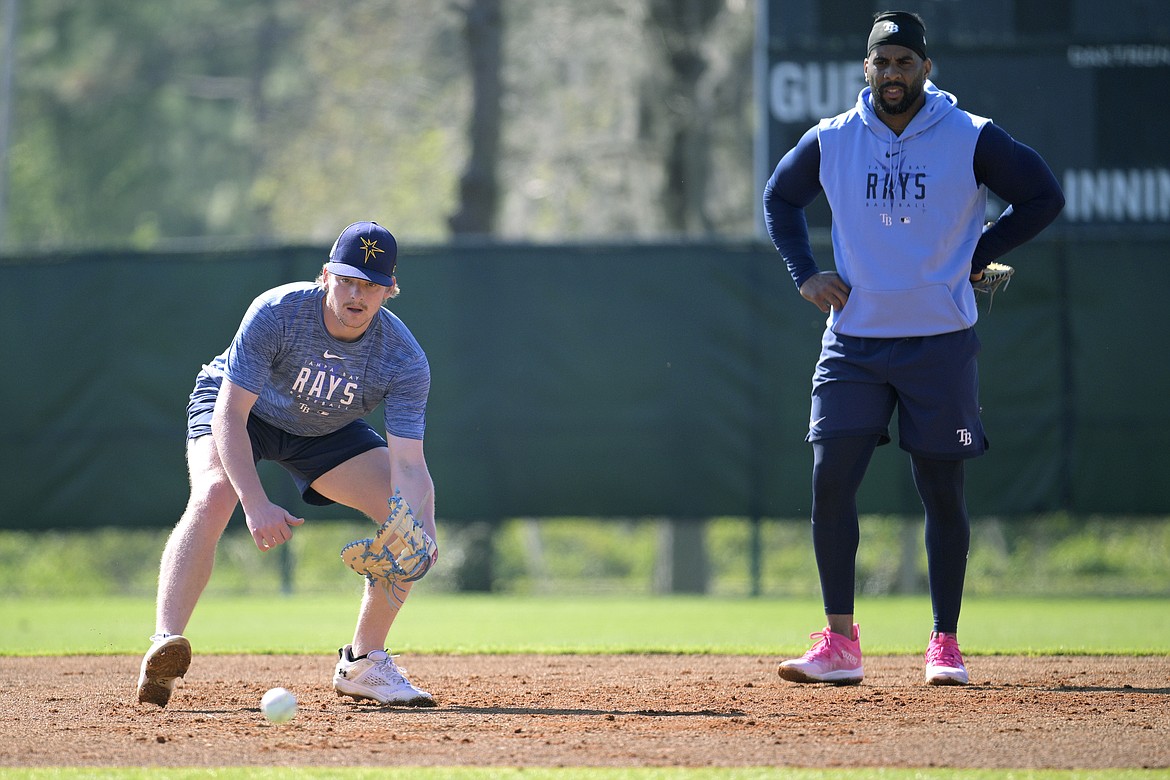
[323,351,345,360]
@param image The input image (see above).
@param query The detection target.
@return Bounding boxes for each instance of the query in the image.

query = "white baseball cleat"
[136,634,192,706]
[333,645,435,706]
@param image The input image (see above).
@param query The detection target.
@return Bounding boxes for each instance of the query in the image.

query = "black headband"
[868,11,927,60]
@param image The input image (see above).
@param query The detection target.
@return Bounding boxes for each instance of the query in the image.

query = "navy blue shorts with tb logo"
[806,327,988,460]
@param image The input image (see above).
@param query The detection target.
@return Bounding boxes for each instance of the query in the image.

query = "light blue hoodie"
[817,81,990,337]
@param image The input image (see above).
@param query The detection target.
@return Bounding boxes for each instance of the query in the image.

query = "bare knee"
[182,480,237,528]
[179,437,238,531]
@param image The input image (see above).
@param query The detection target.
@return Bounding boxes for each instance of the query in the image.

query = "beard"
[874,80,924,115]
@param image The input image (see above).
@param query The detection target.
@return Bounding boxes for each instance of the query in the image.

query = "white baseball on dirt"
[260,687,297,723]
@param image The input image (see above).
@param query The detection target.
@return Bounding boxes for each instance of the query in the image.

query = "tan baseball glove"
[341,490,437,588]
[972,262,1014,309]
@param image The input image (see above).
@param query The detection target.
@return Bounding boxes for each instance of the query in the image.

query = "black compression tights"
[811,437,971,633]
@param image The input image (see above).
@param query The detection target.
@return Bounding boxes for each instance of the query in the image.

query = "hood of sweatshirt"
[857,79,956,140]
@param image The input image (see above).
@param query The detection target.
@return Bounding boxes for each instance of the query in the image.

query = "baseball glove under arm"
[341,490,438,593]
[971,262,1014,309]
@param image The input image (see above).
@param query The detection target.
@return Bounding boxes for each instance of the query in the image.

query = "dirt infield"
[1,654,1167,769]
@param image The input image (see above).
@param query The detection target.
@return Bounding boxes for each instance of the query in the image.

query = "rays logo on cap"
[880,22,899,33]
[360,237,384,264]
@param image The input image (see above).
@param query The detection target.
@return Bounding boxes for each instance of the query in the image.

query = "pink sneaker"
[925,631,969,685]
[778,624,863,685]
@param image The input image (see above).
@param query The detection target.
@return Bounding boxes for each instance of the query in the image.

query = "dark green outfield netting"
[2,237,1166,529]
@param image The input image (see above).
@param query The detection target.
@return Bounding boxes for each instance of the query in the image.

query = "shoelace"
[926,635,963,668]
[802,629,834,660]
[371,653,413,685]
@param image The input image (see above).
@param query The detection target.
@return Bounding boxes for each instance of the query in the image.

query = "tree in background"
[256,0,468,244]
[6,0,297,248]
[2,0,756,250]
[495,0,753,239]
[448,0,503,237]
[642,0,724,235]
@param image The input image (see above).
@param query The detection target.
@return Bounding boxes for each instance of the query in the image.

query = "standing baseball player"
[762,11,1064,685]
[137,221,440,708]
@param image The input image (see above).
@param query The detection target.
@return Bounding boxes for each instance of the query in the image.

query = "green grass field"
[3,592,1168,656]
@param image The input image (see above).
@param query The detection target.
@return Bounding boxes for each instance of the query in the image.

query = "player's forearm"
[392,460,436,536]
[765,201,820,289]
[211,411,269,512]
[975,188,1064,269]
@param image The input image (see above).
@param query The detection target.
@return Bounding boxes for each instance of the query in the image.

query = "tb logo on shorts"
[956,429,973,446]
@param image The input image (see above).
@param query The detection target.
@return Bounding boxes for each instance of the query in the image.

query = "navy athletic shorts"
[806,327,988,460]
[186,372,386,506]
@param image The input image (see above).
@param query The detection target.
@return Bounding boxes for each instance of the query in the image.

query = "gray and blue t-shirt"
[199,282,429,439]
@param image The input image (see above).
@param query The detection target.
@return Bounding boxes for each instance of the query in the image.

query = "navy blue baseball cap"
[325,221,398,287]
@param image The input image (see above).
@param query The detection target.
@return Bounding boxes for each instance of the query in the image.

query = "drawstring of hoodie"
[896,137,906,214]
[886,134,906,215]
[887,134,895,209]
